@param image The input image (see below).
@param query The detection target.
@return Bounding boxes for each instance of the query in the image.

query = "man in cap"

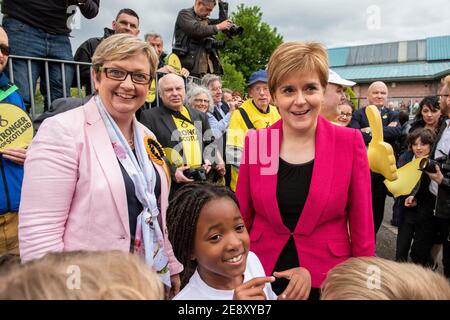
[226,69,281,191]
[321,69,356,124]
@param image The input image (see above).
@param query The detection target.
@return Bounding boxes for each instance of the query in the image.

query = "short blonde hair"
[321,257,450,300]
[442,74,450,87]
[92,33,158,80]
[0,251,164,300]
[267,41,329,98]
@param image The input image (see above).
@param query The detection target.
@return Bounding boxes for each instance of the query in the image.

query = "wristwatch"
[364,127,372,134]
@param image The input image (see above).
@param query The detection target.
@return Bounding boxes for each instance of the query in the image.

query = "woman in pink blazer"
[19,34,182,297]
[236,42,375,299]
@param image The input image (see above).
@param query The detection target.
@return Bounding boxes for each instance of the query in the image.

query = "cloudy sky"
[69,0,450,52]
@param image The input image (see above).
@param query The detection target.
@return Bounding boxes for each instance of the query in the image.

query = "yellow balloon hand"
[384,156,426,197]
[365,105,398,181]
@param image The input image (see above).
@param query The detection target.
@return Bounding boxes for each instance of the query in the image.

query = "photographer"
[406,75,450,280]
[172,0,234,78]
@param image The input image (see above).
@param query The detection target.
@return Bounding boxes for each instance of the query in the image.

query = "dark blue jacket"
[0,72,26,214]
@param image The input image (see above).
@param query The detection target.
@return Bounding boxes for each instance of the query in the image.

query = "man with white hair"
[140,74,215,195]
[350,81,402,237]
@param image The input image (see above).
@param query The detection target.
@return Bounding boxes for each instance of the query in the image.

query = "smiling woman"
[236,41,375,300]
[18,34,184,298]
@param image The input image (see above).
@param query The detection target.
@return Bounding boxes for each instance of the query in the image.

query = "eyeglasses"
[194,98,209,104]
[339,112,352,118]
[99,67,152,85]
[0,44,10,56]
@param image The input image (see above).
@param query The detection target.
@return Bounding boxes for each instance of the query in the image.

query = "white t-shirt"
[174,251,277,300]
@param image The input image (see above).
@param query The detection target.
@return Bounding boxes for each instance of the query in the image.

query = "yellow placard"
[366,105,398,181]
[166,53,182,75]
[0,102,34,152]
[384,156,425,197]
[146,79,157,103]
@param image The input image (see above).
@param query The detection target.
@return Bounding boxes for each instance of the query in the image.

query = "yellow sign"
[384,156,425,197]
[0,102,34,152]
[166,53,182,75]
[365,105,398,181]
[146,79,157,103]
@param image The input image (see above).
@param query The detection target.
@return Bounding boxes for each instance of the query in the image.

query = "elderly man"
[145,32,189,78]
[0,26,27,255]
[350,81,402,237]
[74,8,140,93]
[173,0,233,78]
[140,74,215,195]
[226,69,281,191]
[321,69,356,124]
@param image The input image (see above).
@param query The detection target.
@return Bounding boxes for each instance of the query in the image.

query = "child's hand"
[233,276,275,300]
[405,196,417,207]
[274,267,311,300]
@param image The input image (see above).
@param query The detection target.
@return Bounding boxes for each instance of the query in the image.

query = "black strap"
[238,108,255,130]
[171,110,195,126]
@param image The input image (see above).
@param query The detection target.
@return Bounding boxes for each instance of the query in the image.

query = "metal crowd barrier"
[7,55,202,121]
[8,54,93,121]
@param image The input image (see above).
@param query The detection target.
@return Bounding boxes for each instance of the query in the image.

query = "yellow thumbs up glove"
[365,105,398,181]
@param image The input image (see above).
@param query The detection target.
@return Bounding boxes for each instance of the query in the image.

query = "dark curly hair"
[166,182,239,289]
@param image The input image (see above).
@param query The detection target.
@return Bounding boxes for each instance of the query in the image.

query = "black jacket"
[172,2,228,77]
[73,28,115,92]
[140,105,214,193]
[2,0,100,35]
[416,119,450,219]
[349,106,402,148]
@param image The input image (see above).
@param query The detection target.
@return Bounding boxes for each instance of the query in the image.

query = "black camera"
[224,24,244,38]
[203,37,225,51]
[183,167,207,182]
[183,165,222,183]
[419,155,450,174]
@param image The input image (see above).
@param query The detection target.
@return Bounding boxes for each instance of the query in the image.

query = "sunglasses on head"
[0,44,10,56]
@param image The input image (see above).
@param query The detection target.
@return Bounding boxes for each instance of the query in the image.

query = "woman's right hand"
[405,196,417,207]
[233,276,275,300]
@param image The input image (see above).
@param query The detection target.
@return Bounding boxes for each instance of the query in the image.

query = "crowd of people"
[1,0,450,300]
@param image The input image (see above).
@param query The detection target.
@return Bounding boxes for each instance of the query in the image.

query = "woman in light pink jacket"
[19,34,182,297]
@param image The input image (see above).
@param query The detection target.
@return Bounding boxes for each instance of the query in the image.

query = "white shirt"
[173,251,277,300]
[430,119,450,195]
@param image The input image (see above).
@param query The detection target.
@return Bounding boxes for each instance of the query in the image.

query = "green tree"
[217,4,283,82]
[220,56,246,93]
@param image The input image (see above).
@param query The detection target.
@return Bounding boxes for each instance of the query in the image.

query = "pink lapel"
[295,116,335,235]
[84,100,129,234]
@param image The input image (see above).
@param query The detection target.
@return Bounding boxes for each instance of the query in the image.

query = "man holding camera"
[406,75,450,279]
[172,0,234,78]
[140,74,223,196]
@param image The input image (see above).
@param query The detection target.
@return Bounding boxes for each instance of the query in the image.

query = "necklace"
[127,133,134,149]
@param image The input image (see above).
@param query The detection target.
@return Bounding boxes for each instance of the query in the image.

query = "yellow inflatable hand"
[365,105,398,181]
[384,156,426,197]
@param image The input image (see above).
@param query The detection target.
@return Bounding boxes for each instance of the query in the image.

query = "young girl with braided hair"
[167,182,311,300]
